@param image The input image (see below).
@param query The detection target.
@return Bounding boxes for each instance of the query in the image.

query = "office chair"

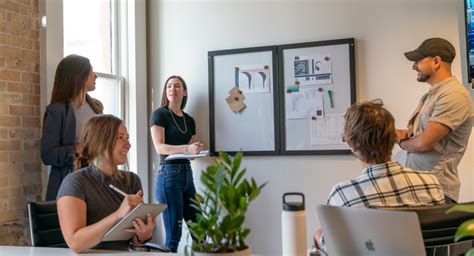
[27,200,67,247]
[382,202,474,256]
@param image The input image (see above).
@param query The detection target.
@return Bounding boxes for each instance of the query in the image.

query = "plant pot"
[192,247,251,256]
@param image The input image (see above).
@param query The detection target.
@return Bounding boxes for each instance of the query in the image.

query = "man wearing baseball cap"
[396,37,472,203]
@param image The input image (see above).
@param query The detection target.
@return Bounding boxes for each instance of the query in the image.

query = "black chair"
[27,200,67,247]
[382,202,474,256]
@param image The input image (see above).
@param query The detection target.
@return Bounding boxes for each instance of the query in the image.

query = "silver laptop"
[316,205,426,256]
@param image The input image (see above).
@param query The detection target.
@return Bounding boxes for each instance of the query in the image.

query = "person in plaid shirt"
[314,100,445,252]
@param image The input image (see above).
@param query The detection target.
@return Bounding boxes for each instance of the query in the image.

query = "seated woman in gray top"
[41,54,103,201]
[57,115,155,253]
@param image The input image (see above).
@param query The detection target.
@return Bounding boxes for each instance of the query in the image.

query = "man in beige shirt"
[396,38,472,203]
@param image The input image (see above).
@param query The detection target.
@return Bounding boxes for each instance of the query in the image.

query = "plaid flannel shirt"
[327,161,445,208]
[319,161,445,253]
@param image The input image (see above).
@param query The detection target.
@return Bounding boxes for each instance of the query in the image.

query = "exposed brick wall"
[0,0,41,246]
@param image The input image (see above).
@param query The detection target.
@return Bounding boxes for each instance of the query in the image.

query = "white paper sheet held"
[165,150,209,161]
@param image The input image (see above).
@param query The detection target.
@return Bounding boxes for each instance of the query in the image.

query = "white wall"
[147,0,474,254]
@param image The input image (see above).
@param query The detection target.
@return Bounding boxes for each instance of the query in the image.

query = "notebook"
[316,205,426,256]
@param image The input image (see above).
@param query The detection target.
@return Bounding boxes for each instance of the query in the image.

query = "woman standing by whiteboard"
[149,75,203,252]
[40,55,103,200]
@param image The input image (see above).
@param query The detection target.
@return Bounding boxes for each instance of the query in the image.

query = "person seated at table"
[57,114,155,253]
[314,100,445,251]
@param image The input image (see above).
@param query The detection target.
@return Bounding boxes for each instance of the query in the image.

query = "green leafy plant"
[187,151,267,253]
[446,204,474,256]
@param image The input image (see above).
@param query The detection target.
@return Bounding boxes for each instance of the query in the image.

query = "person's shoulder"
[65,167,92,181]
[150,107,170,127]
[183,111,195,121]
[152,107,170,115]
[155,106,168,112]
[119,169,141,181]
[400,165,431,176]
[57,167,91,200]
[46,102,68,112]
[327,180,354,205]
[442,78,470,95]
[44,103,68,122]
[59,167,89,189]
[151,107,170,120]
[330,178,356,193]
[399,165,440,182]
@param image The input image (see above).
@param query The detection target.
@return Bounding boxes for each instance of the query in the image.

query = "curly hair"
[343,100,396,164]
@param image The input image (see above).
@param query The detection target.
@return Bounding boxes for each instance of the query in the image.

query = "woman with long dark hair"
[149,75,203,252]
[40,54,103,200]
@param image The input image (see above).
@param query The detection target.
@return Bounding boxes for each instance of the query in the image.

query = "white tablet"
[102,203,167,242]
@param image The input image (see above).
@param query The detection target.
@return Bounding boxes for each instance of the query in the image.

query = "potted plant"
[186,151,267,256]
[447,204,474,256]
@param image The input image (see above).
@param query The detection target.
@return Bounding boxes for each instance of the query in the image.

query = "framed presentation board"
[208,38,356,156]
[279,38,356,155]
[208,46,280,156]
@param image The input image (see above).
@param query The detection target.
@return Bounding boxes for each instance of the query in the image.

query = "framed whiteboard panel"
[209,46,280,156]
[279,38,356,155]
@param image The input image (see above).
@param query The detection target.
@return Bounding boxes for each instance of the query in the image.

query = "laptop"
[316,205,426,256]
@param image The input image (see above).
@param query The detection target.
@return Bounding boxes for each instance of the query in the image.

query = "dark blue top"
[149,106,196,165]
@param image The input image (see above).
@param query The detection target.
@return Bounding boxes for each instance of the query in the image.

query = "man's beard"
[417,71,431,82]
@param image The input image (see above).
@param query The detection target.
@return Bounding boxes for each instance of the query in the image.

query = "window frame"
[39,0,149,201]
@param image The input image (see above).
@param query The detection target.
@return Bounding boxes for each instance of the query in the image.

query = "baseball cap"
[404,38,456,63]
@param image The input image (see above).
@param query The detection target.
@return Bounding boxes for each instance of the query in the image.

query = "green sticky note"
[327,90,334,108]
[287,85,299,93]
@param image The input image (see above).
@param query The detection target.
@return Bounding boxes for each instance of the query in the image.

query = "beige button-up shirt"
[404,77,472,201]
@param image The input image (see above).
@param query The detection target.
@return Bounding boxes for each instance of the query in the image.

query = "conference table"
[0,246,179,255]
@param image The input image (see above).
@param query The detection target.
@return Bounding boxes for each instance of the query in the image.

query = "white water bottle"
[282,192,307,256]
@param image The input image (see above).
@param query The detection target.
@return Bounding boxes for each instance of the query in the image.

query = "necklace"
[170,109,187,134]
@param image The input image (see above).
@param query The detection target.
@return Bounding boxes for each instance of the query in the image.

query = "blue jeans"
[156,164,198,252]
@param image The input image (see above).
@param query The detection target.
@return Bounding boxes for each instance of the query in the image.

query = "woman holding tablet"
[149,75,203,252]
[57,115,155,253]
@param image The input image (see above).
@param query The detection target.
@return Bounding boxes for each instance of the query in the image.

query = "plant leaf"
[230,151,243,179]
[216,165,225,190]
[232,168,246,187]
[219,151,232,165]
[229,216,245,230]
[188,150,266,252]
[240,228,250,240]
[454,219,474,242]
[466,248,474,256]
[446,204,474,214]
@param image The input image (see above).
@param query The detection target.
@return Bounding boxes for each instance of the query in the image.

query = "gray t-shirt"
[73,103,97,143]
[57,165,142,250]
[404,77,472,201]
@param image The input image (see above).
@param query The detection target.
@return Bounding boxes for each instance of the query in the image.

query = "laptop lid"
[316,205,426,256]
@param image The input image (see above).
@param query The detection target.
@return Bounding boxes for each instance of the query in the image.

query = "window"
[63,0,124,119]
[41,0,148,200]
